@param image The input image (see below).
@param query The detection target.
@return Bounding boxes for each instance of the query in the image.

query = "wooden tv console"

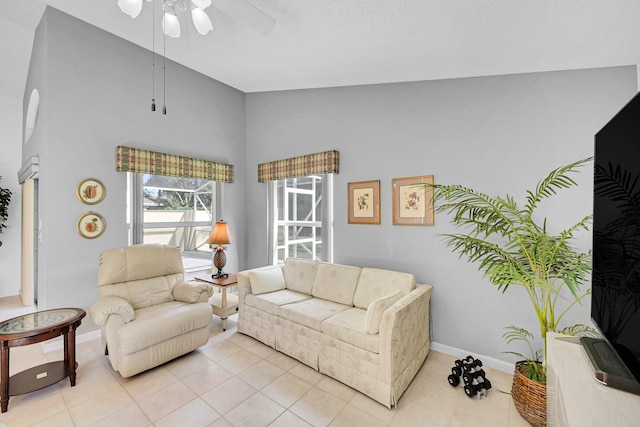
[546,332,640,426]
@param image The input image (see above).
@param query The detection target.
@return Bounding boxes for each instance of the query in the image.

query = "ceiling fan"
[117,0,276,38]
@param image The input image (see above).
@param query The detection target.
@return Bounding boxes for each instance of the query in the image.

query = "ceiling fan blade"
[213,0,275,36]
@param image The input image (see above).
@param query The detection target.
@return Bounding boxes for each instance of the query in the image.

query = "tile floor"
[0,297,530,427]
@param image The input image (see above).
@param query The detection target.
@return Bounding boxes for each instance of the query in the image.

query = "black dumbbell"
[462,368,486,385]
[454,355,475,368]
[447,373,460,387]
[464,383,486,397]
[452,366,463,377]
[463,380,492,398]
[462,358,483,372]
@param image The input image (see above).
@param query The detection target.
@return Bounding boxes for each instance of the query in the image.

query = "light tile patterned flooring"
[0,297,530,427]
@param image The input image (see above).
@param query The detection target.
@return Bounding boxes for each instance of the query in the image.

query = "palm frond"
[524,157,592,215]
[559,324,600,338]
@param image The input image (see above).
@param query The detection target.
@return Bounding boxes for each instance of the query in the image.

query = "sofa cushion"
[248,289,312,316]
[353,267,416,309]
[117,301,212,355]
[322,308,379,353]
[364,290,403,334]
[279,298,351,331]
[249,269,287,295]
[311,263,361,306]
[283,258,320,294]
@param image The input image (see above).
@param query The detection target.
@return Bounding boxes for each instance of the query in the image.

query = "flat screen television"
[582,91,640,395]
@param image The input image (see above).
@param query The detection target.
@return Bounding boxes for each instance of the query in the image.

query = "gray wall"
[245,67,638,367]
[23,8,246,331]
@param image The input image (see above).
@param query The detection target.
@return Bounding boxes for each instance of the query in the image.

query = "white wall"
[245,67,638,366]
[22,8,246,332]
[0,96,23,298]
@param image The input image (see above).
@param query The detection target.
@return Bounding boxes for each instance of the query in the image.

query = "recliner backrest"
[97,244,185,310]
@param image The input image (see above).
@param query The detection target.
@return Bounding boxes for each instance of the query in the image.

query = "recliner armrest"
[90,296,135,326]
[173,281,213,303]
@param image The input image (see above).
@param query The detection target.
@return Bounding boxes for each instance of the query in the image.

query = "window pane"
[277,181,285,221]
[288,193,313,220]
[293,242,314,259]
[271,174,329,265]
[277,226,284,245]
[288,226,314,240]
[139,173,214,253]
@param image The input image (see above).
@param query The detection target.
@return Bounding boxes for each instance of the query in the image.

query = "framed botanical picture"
[348,180,381,224]
[77,211,106,239]
[392,175,434,225]
[77,178,106,205]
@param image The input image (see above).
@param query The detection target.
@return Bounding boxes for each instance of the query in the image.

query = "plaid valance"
[258,150,339,182]
[116,146,233,183]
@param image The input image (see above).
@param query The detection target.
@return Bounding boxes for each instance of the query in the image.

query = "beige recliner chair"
[90,244,213,377]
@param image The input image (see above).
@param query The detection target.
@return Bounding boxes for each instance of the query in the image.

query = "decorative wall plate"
[77,212,105,239]
[77,178,106,205]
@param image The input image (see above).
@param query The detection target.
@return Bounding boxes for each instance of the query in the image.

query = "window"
[269,174,333,265]
[128,173,217,271]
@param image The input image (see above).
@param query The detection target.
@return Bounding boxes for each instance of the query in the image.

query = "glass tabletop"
[0,308,83,335]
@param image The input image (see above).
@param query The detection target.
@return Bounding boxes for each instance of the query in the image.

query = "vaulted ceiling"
[2,0,640,101]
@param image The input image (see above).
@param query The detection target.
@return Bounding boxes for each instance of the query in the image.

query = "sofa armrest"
[173,281,213,303]
[379,284,433,381]
[90,296,135,327]
[237,271,252,310]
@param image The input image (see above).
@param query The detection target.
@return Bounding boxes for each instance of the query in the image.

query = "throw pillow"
[249,268,286,295]
[364,290,403,334]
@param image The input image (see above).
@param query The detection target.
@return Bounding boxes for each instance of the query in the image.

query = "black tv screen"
[586,91,640,395]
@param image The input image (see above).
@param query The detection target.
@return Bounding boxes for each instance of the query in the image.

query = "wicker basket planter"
[512,361,547,427]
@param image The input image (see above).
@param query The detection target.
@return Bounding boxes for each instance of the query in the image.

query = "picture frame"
[392,175,434,225]
[77,178,106,205]
[77,211,106,239]
[348,180,381,224]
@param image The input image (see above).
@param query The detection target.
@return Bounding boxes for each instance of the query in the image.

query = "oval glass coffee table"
[0,307,86,412]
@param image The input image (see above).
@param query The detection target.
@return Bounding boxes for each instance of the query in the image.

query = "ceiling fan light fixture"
[191,0,211,10]
[162,10,181,38]
[117,0,143,18]
[192,8,213,35]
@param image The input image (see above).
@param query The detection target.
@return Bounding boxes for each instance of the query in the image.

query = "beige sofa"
[238,258,432,408]
[90,244,213,378]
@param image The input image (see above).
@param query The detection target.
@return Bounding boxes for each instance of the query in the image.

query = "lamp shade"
[162,11,181,38]
[192,7,213,35]
[118,0,143,18]
[207,221,232,245]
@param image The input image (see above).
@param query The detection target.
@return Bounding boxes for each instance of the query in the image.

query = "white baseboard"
[42,329,101,354]
[430,341,514,374]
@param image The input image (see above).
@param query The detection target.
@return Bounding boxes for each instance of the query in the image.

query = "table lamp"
[207,220,232,279]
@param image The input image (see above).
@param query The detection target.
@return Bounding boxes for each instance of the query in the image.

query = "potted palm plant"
[429,158,597,427]
[0,177,11,247]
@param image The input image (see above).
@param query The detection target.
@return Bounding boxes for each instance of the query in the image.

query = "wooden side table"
[0,308,86,412]
[195,274,238,331]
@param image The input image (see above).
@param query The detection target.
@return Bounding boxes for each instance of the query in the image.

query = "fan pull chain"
[162,0,167,115]
[151,0,156,112]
